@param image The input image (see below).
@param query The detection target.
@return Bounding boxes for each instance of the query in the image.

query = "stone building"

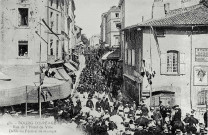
[0,0,76,107]
[123,0,208,120]
[100,6,121,48]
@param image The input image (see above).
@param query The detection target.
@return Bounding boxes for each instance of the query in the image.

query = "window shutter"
[132,49,135,66]
[128,49,131,65]
[180,52,185,75]
[18,10,20,26]
[160,53,167,75]
[125,49,128,64]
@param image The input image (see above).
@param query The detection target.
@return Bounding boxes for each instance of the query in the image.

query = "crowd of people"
[1,52,207,135]
[44,54,207,135]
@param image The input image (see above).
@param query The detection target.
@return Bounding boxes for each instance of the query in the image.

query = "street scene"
[0,0,208,134]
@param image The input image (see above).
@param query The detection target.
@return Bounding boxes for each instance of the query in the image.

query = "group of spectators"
[45,54,207,135]
[2,53,207,135]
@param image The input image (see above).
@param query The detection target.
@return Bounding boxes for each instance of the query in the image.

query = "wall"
[106,7,120,47]
[0,0,48,65]
[142,28,208,116]
[123,30,143,104]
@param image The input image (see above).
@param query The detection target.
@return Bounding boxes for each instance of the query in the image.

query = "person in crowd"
[124,103,130,118]
[204,110,207,128]
[135,106,142,120]
[86,96,94,109]
[95,98,102,111]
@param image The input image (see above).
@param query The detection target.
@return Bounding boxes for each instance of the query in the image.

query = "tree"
[81,34,89,45]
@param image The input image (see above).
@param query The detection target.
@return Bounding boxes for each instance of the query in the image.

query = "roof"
[101,51,114,60]
[108,6,120,12]
[124,4,208,30]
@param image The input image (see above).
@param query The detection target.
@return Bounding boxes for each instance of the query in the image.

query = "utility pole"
[39,18,42,118]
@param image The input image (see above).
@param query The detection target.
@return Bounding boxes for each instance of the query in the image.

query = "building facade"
[123,1,208,119]
[89,35,100,49]
[0,0,77,107]
[0,0,76,65]
[100,6,121,48]
[100,12,107,45]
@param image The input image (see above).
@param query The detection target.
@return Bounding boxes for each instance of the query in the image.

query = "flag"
[150,26,161,57]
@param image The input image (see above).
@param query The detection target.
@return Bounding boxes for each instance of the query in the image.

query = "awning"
[27,81,72,103]
[0,65,72,106]
[0,80,72,106]
[56,67,71,80]
[101,51,113,60]
[123,74,136,82]
[107,49,120,60]
[64,63,77,72]
[69,60,79,69]
[48,60,64,65]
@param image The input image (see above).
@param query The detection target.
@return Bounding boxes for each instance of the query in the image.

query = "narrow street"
[0,0,208,134]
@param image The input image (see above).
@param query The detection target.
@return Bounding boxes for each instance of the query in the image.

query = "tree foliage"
[81,34,89,45]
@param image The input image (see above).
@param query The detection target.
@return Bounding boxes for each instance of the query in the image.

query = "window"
[56,14,59,33]
[50,21,54,30]
[56,0,59,9]
[115,36,119,45]
[132,49,135,66]
[50,39,53,55]
[125,42,128,64]
[50,12,53,18]
[167,51,178,73]
[197,91,207,105]
[56,40,59,59]
[51,0,53,6]
[18,8,28,26]
[18,41,28,57]
[161,51,185,75]
[115,13,119,18]
[128,49,132,65]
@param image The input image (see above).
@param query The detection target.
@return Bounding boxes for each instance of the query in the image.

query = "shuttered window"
[167,51,178,73]
[161,51,185,75]
[125,42,128,64]
[128,49,132,65]
[132,49,135,66]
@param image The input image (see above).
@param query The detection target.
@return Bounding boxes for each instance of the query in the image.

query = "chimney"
[152,0,166,19]
[181,0,200,8]
[164,3,170,14]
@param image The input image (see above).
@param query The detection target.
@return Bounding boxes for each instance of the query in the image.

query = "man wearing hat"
[124,103,130,118]
[86,95,94,109]
[153,107,162,126]
[95,97,102,111]
[135,106,142,120]
[148,107,154,119]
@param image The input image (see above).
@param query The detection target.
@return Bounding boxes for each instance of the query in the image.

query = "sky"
[74,0,154,38]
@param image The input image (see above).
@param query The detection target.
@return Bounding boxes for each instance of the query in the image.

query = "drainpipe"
[190,26,193,110]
